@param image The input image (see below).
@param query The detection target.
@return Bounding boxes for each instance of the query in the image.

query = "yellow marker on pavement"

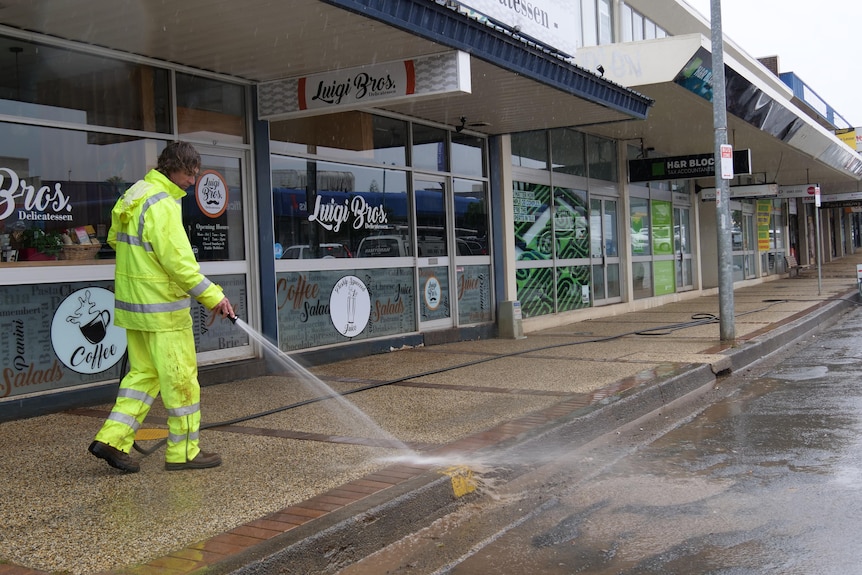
[441,465,476,497]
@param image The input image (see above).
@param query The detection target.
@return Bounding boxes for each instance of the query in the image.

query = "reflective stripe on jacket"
[109,169,225,332]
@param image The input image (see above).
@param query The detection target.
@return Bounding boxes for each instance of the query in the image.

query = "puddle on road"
[767,365,829,381]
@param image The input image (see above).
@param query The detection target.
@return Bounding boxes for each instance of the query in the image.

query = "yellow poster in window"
[756,200,771,252]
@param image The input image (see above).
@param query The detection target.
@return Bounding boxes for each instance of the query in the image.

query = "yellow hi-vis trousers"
[94,328,203,464]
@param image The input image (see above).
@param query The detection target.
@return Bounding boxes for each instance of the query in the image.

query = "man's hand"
[210,297,236,322]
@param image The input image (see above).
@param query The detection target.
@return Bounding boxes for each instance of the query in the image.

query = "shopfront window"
[451,133,485,177]
[511,131,548,170]
[270,113,490,350]
[513,181,552,260]
[732,208,744,251]
[0,39,171,134]
[514,127,622,317]
[758,199,786,275]
[0,124,155,262]
[554,187,589,259]
[176,73,247,144]
[630,195,652,299]
[454,179,489,255]
[587,134,617,182]
[0,124,247,265]
[271,156,410,259]
[0,37,253,401]
[550,128,587,177]
[413,124,448,172]
[414,178,447,258]
[630,197,651,256]
[771,200,785,249]
[270,112,407,166]
[183,154,246,261]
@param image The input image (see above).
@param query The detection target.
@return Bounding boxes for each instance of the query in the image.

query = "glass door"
[673,206,693,290]
[732,203,757,281]
[414,175,453,329]
[183,147,255,363]
[590,197,621,303]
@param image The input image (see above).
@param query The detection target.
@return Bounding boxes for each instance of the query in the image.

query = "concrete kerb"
[199,365,720,575]
[212,363,718,575]
[204,367,721,575]
[210,472,469,575]
[724,288,858,372]
[205,289,859,575]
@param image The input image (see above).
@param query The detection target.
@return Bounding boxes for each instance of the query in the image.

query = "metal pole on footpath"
[816,206,823,296]
[711,0,735,341]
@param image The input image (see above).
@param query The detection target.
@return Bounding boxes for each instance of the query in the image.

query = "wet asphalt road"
[338,306,862,575]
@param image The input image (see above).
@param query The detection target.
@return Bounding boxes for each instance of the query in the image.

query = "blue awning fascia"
[319,0,653,120]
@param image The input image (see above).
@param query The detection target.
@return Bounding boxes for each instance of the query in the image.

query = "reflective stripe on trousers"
[94,328,202,463]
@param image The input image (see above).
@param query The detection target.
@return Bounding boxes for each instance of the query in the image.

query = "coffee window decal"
[51,287,127,375]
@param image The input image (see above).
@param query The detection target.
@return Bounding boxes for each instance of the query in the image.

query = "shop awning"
[321,0,653,133]
[0,0,652,135]
[577,34,862,193]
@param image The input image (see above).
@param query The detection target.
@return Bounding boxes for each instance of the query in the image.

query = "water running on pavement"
[232,318,421,457]
[231,319,520,472]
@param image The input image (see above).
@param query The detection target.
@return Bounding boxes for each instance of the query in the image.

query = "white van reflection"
[281,243,352,259]
[356,236,411,257]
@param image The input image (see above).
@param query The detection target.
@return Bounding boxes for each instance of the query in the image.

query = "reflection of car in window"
[652,227,672,252]
[458,238,487,255]
[356,234,488,257]
[282,243,352,259]
[356,236,411,257]
[417,237,446,257]
[631,228,649,252]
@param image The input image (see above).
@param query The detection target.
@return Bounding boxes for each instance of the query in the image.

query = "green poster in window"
[513,182,552,260]
[652,200,673,256]
[653,260,675,296]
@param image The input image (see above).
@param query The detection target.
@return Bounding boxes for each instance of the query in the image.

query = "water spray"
[132,308,750,466]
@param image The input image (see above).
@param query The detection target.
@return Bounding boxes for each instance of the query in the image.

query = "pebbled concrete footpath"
[1,256,860,575]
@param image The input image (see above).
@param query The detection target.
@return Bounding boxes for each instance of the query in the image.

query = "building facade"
[1,0,859,420]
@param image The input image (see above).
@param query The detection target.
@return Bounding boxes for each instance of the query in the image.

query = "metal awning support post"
[816,205,823,295]
[711,0,735,341]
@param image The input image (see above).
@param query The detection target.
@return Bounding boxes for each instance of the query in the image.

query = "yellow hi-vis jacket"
[108,169,225,332]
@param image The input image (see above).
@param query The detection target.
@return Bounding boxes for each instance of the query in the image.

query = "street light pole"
[711,0,735,341]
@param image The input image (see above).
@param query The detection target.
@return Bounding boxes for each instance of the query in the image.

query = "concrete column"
[618,142,634,302]
[491,135,523,338]
[497,135,518,302]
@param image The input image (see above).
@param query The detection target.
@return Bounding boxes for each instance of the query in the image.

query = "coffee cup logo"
[80,309,111,344]
[51,287,127,374]
[65,292,111,343]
